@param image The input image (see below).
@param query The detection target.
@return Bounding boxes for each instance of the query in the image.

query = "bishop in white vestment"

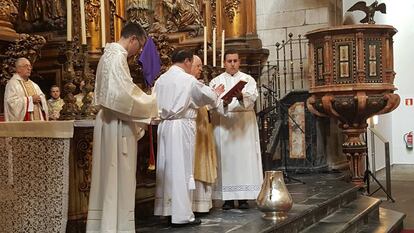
[154,50,223,225]
[86,23,158,233]
[4,58,48,121]
[209,51,263,209]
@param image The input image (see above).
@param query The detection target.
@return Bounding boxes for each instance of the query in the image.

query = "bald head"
[15,58,32,80]
[190,55,202,79]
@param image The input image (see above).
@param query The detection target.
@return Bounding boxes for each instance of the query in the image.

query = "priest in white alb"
[4,57,48,121]
[86,23,158,233]
[209,49,263,210]
[154,49,224,226]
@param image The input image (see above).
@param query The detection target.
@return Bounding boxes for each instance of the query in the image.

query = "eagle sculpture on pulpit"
[347,0,386,24]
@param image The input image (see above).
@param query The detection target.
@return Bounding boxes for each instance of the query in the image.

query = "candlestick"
[67,0,72,41]
[221,30,225,68]
[80,0,87,45]
[203,26,207,65]
[100,0,106,48]
[212,27,216,67]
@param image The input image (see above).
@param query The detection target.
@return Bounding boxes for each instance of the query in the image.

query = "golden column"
[220,0,258,44]
[113,0,125,41]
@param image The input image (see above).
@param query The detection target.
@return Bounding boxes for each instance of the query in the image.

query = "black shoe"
[222,200,235,210]
[171,218,202,227]
[238,200,249,209]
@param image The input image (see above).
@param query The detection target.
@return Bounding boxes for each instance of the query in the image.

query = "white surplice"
[4,74,48,121]
[209,71,263,200]
[86,43,157,233]
[154,65,219,224]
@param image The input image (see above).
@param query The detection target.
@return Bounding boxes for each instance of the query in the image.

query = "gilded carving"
[0,0,18,23]
[0,34,46,86]
[127,0,152,30]
[210,0,216,27]
[162,0,204,36]
[86,0,101,22]
[224,0,240,23]
[16,0,65,31]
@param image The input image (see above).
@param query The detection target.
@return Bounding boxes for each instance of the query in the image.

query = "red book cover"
[221,80,247,101]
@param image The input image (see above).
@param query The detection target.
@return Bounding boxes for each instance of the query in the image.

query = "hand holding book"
[221,80,247,102]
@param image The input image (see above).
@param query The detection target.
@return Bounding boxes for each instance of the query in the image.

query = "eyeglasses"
[17,64,32,69]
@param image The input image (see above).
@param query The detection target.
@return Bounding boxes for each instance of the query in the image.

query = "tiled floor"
[369,165,414,229]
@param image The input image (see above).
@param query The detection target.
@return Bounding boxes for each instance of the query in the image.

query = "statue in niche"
[162,0,204,36]
[16,0,65,32]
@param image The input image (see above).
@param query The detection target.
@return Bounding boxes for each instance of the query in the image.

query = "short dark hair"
[50,85,60,91]
[171,49,193,63]
[120,23,147,39]
[224,49,239,60]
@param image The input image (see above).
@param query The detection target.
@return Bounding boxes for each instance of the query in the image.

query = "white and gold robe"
[4,74,48,121]
[47,97,64,120]
[192,106,217,213]
[209,71,263,201]
[86,42,157,233]
[154,65,219,224]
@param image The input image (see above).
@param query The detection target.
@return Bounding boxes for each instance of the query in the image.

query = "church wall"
[344,0,414,169]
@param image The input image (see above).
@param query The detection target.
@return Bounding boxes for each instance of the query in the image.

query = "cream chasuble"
[209,71,263,200]
[4,74,48,121]
[86,42,157,233]
[154,65,219,224]
[192,106,217,212]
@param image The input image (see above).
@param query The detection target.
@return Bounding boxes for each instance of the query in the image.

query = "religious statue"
[162,0,204,36]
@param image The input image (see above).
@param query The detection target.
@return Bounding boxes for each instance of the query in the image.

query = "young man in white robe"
[209,49,263,210]
[4,57,48,121]
[154,50,224,226]
[86,23,158,233]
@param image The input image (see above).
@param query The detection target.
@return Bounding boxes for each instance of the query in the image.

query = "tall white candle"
[221,30,225,68]
[80,0,87,45]
[212,27,216,67]
[203,26,207,65]
[67,0,72,41]
[100,0,106,47]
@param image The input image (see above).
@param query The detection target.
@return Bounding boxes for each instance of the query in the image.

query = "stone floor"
[136,172,358,233]
[370,164,414,229]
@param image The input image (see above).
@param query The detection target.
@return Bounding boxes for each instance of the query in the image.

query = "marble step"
[358,207,406,233]
[300,195,381,233]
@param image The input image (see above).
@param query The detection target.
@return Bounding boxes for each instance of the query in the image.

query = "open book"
[221,80,247,101]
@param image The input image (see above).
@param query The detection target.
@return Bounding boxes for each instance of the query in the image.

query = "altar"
[0,120,157,232]
[0,121,73,233]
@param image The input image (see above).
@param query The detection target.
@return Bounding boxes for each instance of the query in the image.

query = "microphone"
[261,84,278,97]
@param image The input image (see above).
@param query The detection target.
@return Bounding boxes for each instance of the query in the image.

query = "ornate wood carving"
[0,34,46,86]
[306,25,400,185]
[224,0,240,23]
[14,0,65,32]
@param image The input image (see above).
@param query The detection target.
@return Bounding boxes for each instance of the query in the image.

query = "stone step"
[300,195,381,233]
[358,207,406,233]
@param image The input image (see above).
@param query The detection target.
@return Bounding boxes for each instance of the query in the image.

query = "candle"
[221,30,225,68]
[203,26,207,65]
[80,0,87,45]
[212,27,216,67]
[100,0,106,48]
[67,0,72,41]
